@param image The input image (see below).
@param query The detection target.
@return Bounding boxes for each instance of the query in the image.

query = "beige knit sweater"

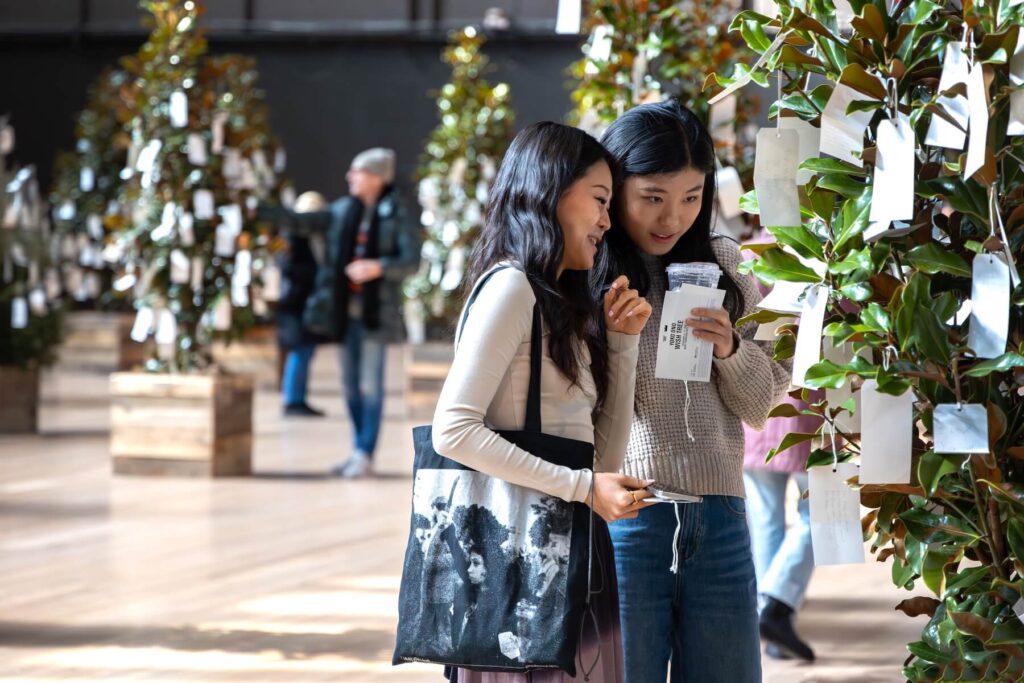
[620,236,792,498]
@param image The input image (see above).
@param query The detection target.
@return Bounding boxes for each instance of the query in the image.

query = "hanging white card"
[1009,31,1024,136]
[864,219,915,242]
[45,270,61,299]
[155,309,177,344]
[757,280,810,314]
[213,296,232,331]
[274,148,287,173]
[964,63,990,179]
[260,263,281,301]
[170,249,191,284]
[219,204,243,235]
[834,0,855,31]
[187,133,207,165]
[135,140,162,173]
[214,225,237,257]
[779,117,822,185]
[222,148,242,179]
[809,462,865,565]
[178,212,195,246]
[869,114,915,224]
[859,380,913,484]
[193,190,215,220]
[28,288,47,315]
[233,250,252,287]
[968,253,1010,358]
[654,285,727,383]
[925,42,970,150]
[10,296,28,329]
[231,283,249,307]
[755,128,802,227]
[934,403,989,454]
[211,111,228,153]
[191,257,205,290]
[252,290,268,317]
[823,343,871,433]
[169,90,188,128]
[86,214,104,240]
[820,84,876,167]
[130,307,154,342]
[792,285,828,387]
[80,166,95,192]
[716,166,745,220]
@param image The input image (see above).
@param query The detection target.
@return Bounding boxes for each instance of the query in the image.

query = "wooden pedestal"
[0,366,39,433]
[60,311,146,373]
[110,372,253,477]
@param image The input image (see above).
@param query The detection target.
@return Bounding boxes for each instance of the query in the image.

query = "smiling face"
[618,167,707,256]
[556,160,613,274]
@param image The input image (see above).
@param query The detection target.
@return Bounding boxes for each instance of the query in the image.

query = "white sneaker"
[332,452,372,479]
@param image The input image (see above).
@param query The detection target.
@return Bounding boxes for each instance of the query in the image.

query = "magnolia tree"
[403,27,514,341]
[723,0,1024,678]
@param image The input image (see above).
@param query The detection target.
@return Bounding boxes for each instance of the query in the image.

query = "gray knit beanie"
[350,147,396,185]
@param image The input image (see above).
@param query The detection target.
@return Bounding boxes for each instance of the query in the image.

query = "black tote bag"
[393,266,596,676]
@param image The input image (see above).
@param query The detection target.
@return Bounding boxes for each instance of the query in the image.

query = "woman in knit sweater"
[432,121,656,682]
[599,100,791,681]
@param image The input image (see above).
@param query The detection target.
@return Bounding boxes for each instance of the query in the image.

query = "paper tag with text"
[755,128,802,227]
[792,284,828,388]
[655,285,726,383]
[869,114,915,224]
[934,404,989,454]
[810,462,865,566]
[968,253,1010,359]
[860,380,913,484]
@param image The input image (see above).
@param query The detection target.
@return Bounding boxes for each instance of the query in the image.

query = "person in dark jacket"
[278,191,328,417]
[265,148,422,478]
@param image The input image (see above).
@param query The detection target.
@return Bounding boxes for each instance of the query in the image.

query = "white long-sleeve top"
[431,267,641,503]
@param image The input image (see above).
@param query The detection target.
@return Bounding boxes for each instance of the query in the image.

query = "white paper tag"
[214,225,237,257]
[779,117,822,185]
[757,280,810,314]
[10,296,28,329]
[187,133,208,165]
[925,42,970,149]
[170,249,191,284]
[222,148,242,179]
[84,272,100,298]
[211,111,228,154]
[965,63,990,179]
[716,166,745,220]
[191,257,205,290]
[86,214,104,240]
[169,90,188,128]
[870,115,915,224]
[178,212,195,246]
[28,288,47,315]
[809,462,865,565]
[654,285,727,383]
[755,128,802,227]
[155,309,177,344]
[136,139,162,173]
[859,380,913,483]
[820,84,876,167]
[80,166,95,192]
[823,343,871,433]
[968,253,1010,358]
[260,263,281,301]
[252,289,268,317]
[193,190,215,220]
[792,285,828,387]
[219,204,243,235]
[46,270,61,299]
[1009,31,1024,136]
[280,185,297,209]
[233,250,252,287]
[934,403,989,454]
[213,296,232,331]
[274,148,287,173]
[231,283,250,307]
[151,202,176,242]
[555,0,582,33]
[130,307,154,342]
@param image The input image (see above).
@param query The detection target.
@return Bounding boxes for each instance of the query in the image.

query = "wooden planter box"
[110,372,253,477]
[59,311,146,373]
[405,342,454,419]
[0,366,39,433]
[211,324,281,390]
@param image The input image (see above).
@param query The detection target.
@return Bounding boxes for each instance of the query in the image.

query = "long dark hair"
[600,99,745,321]
[466,121,614,405]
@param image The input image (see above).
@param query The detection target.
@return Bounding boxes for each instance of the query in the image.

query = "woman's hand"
[604,275,652,336]
[687,307,736,359]
[589,473,657,522]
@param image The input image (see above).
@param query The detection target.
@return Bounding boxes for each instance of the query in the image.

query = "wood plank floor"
[1,346,928,681]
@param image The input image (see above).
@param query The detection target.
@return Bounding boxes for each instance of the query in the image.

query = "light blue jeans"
[609,496,761,682]
[743,469,814,611]
[282,344,316,406]
[340,320,387,458]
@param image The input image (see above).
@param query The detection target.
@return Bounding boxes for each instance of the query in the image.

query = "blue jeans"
[743,470,814,611]
[609,496,761,682]
[340,320,386,458]
[282,344,316,406]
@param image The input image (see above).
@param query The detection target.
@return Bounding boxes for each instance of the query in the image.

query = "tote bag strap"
[456,264,543,434]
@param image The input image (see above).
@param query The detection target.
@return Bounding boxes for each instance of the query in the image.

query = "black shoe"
[759,597,815,662]
[764,643,791,660]
[283,402,326,417]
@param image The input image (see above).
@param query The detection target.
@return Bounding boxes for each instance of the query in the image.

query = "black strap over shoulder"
[457,265,543,434]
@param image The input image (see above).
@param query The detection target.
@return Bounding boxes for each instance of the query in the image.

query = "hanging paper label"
[211,111,228,154]
[213,296,232,331]
[214,225,237,257]
[187,134,208,165]
[219,204,243,235]
[169,90,188,128]
[136,140,162,173]
[925,42,970,150]
[820,84,876,168]
[859,380,913,484]
[170,249,191,284]
[274,148,287,173]
[869,114,915,224]
[130,307,154,342]
[233,250,252,287]
[28,288,47,315]
[755,128,802,227]
[222,148,242,179]
[779,117,822,185]
[934,403,989,454]
[655,285,727,383]
[260,263,281,301]
[555,0,582,34]
[792,285,828,387]
[193,190,215,220]
[716,166,745,220]
[10,296,28,329]
[968,253,1010,358]
[87,214,104,240]
[1009,31,1024,136]
[964,63,990,179]
[809,462,865,565]
[757,280,810,314]
[178,212,195,246]
[155,309,177,345]
[80,166,95,192]
[823,342,868,433]
[191,256,205,291]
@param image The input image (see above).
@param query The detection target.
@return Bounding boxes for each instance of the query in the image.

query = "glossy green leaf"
[905,243,972,278]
